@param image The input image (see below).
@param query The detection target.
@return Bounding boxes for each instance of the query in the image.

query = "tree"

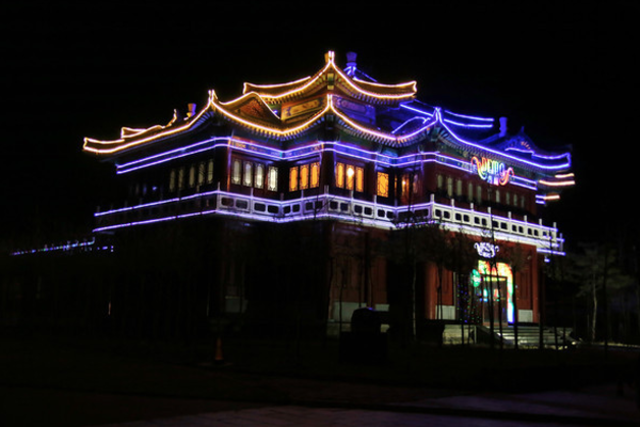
[565,242,633,342]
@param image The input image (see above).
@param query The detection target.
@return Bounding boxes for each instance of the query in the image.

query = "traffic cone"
[214,336,224,365]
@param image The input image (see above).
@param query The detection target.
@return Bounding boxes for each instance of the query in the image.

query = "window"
[310,162,320,188]
[290,161,320,191]
[232,159,242,185]
[178,168,185,190]
[377,172,389,197]
[446,177,453,197]
[300,164,309,190]
[267,166,278,191]
[169,169,176,192]
[243,161,253,187]
[188,165,196,188]
[197,162,205,186]
[207,159,214,184]
[336,162,345,188]
[255,164,264,189]
[355,166,364,192]
[346,165,355,190]
[289,166,299,191]
[336,162,363,191]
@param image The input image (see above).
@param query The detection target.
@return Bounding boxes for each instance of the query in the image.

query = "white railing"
[94,185,564,255]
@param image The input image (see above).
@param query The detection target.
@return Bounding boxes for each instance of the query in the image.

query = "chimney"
[499,117,508,137]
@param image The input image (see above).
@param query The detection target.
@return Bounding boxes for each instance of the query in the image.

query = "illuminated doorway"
[470,261,514,324]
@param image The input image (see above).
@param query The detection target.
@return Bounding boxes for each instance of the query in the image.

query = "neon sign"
[471,156,514,186]
[474,242,499,258]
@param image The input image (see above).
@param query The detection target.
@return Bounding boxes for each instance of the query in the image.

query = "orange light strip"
[248,51,416,103]
[83,102,211,154]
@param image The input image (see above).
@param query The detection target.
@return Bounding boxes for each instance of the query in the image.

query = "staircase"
[478,325,575,349]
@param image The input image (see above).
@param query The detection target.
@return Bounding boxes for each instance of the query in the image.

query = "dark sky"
[2,1,638,250]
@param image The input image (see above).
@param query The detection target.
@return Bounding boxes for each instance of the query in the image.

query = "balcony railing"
[94,184,564,255]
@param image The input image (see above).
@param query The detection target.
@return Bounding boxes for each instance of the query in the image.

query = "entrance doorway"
[469,261,514,325]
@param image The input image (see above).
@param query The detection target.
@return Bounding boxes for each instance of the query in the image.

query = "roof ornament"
[499,117,508,137]
[324,51,335,64]
[346,52,357,77]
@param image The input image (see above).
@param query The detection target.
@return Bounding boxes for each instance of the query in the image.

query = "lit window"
[232,159,241,185]
[336,162,345,188]
[476,185,482,203]
[346,165,355,190]
[355,166,364,192]
[207,159,214,184]
[243,161,253,187]
[446,177,453,197]
[188,165,196,188]
[310,162,320,188]
[300,164,309,190]
[198,162,205,186]
[289,166,299,191]
[255,164,264,189]
[377,172,389,197]
[268,166,278,191]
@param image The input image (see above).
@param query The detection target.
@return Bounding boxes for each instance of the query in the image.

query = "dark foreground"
[1,329,639,426]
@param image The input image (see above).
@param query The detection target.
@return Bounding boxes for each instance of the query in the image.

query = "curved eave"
[434,110,572,174]
[83,104,215,156]
[215,93,435,145]
[246,51,417,106]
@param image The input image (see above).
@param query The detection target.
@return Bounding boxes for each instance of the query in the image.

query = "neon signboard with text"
[471,156,514,186]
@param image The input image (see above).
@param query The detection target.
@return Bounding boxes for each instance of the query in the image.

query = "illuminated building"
[83,51,573,339]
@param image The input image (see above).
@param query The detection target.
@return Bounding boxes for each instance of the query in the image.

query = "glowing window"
[197,162,205,186]
[289,166,299,191]
[310,162,320,188]
[377,172,389,197]
[336,162,345,188]
[232,159,241,185]
[268,166,278,191]
[346,165,355,190]
[255,164,264,189]
[243,161,253,187]
[188,165,196,188]
[355,166,364,192]
[207,159,214,184]
[300,164,309,190]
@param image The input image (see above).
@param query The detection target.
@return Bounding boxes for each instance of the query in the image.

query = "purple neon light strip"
[436,111,571,170]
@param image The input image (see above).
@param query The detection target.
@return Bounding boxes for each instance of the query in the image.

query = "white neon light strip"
[93,191,564,254]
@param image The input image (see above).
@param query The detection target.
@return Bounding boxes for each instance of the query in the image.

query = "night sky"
[2,2,638,251]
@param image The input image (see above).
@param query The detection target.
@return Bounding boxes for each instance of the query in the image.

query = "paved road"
[3,381,638,426]
[2,334,639,426]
